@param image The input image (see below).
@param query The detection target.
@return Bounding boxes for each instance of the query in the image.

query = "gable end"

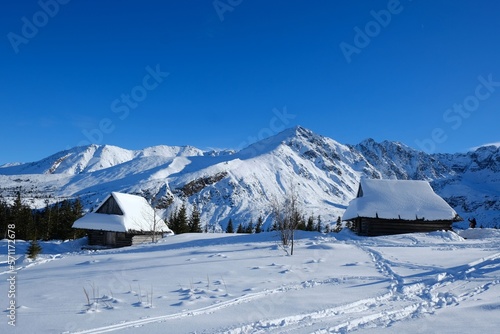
[96,195,124,215]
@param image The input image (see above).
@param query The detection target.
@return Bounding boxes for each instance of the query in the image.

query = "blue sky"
[2,0,500,164]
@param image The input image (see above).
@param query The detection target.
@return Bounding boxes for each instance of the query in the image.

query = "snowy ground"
[1,229,499,333]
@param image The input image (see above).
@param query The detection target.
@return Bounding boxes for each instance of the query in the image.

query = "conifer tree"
[316,215,322,233]
[255,216,263,233]
[0,199,7,239]
[71,198,85,239]
[168,204,189,234]
[245,221,254,234]
[41,199,52,241]
[177,203,189,233]
[51,199,83,240]
[188,203,202,233]
[27,239,42,260]
[306,215,314,231]
[226,218,234,233]
[11,191,30,240]
[236,223,244,233]
[333,216,343,233]
[324,223,330,233]
[168,208,178,232]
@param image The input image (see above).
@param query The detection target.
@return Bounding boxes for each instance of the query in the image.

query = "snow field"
[1,229,499,333]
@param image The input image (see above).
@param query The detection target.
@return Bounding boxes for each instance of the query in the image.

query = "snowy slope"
[1,230,499,333]
[0,126,498,229]
[0,144,205,175]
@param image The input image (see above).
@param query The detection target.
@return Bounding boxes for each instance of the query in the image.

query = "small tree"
[178,203,189,232]
[296,214,306,231]
[255,216,263,233]
[306,215,314,231]
[270,183,302,255]
[136,199,165,243]
[316,215,322,233]
[169,203,189,234]
[236,223,245,234]
[333,216,343,233]
[188,203,202,233]
[27,239,42,260]
[168,208,177,231]
[324,223,330,233]
[11,191,34,240]
[226,218,234,233]
[41,199,52,240]
[245,221,254,234]
[0,199,8,239]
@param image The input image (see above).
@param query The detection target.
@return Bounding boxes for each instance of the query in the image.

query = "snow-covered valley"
[1,229,499,333]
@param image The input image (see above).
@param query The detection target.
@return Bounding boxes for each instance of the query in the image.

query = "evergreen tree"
[316,215,322,233]
[11,191,35,240]
[236,223,244,233]
[176,203,189,234]
[0,198,8,239]
[188,203,202,233]
[26,239,42,259]
[270,220,277,232]
[52,199,82,240]
[168,208,178,232]
[324,223,330,233]
[306,215,314,231]
[245,220,254,234]
[333,216,343,233]
[71,198,85,239]
[255,216,263,233]
[169,203,190,234]
[226,218,234,233]
[40,199,52,241]
[11,191,25,239]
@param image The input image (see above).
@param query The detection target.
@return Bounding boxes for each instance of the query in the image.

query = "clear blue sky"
[2,0,500,164]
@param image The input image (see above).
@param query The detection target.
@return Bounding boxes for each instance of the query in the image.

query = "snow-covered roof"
[342,179,458,221]
[72,192,172,233]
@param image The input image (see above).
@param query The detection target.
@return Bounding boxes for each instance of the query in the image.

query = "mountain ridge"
[0,126,498,229]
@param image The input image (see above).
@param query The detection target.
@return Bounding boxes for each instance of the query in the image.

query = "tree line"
[167,202,203,234]
[0,191,345,245]
[0,192,85,241]
[224,215,343,234]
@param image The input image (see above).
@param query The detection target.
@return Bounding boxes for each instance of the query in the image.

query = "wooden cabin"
[342,179,462,236]
[72,192,173,248]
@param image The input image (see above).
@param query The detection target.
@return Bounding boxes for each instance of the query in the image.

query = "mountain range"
[1,126,498,230]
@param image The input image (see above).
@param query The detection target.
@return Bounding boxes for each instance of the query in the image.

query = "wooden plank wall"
[353,218,453,236]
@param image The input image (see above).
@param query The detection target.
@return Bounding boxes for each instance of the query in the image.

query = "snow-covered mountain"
[0,126,498,229]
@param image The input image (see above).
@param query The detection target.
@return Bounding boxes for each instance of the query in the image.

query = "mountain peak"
[0,127,498,229]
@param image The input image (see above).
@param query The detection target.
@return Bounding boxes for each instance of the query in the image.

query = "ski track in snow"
[221,247,500,334]
[65,236,500,334]
[68,278,341,334]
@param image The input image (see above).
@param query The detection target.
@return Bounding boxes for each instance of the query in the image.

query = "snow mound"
[426,230,465,242]
[457,228,500,239]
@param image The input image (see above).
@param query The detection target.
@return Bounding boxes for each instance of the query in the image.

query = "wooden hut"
[72,192,173,248]
[342,179,462,236]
